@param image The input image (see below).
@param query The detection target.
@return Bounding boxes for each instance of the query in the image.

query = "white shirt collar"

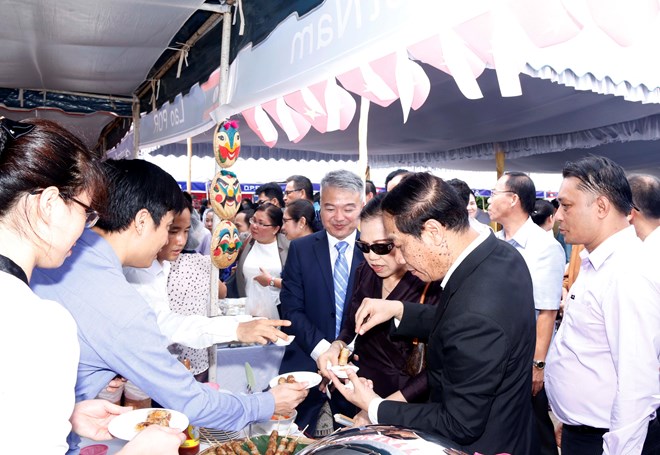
[644,225,660,245]
[326,230,358,249]
[496,216,534,248]
[441,228,490,288]
[580,225,637,271]
[144,259,170,278]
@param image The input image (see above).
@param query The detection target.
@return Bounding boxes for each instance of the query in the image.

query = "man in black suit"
[279,169,365,435]
[331,172,537,454]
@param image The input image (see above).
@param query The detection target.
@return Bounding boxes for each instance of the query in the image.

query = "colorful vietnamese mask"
[210,170,242,219]
[211,220,243,269]
[213,119,241,168]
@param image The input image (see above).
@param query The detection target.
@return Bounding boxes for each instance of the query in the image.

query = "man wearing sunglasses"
[329,173,537,455]
[279,169,365,436]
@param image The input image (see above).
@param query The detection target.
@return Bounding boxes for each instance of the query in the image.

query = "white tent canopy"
[193,0,660,175]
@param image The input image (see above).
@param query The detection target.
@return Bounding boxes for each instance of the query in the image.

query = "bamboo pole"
[207,6,234,385]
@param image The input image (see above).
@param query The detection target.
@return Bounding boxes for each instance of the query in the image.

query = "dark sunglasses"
[0,117,35,141]
[355,240,395,255]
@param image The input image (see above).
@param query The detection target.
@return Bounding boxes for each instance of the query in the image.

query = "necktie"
[333,241,349,338]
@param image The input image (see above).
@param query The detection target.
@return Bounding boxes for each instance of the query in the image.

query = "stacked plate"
[199,427,241,444]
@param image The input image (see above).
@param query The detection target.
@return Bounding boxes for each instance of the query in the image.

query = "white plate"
[274,335,295,346]
[269,371,322,389]
[329,364,360,379]
[108,408,188,441]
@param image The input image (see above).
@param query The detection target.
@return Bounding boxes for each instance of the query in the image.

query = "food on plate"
[134,409,171,431]
[275,436,289,454]
[200,430,308,455]
[245,438,259,455]
[270,413,291,421]
[338,347,351,366]
[231,441,250,455]
[265,429,279,455]
[277,374,297,385]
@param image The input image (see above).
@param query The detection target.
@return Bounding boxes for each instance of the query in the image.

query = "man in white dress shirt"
[124,194,291,351]
[545,156,658,455]
[626,174,660,453]
[628,174,660,242]
[489,172,565,455]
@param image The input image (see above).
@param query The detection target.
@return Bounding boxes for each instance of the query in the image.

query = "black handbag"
[405,282,431,376]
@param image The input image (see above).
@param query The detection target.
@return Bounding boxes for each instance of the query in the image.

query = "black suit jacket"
[279,229,364,374]
[379,233,536,455]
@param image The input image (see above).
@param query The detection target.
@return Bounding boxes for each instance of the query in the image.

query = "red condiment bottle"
[178,425,200,455]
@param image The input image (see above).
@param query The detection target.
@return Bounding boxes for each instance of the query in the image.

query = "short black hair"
[562,156,634,215]
[240,198,256,212]
[382,172,469,238]
[255,202,283,233]
[365,180,377,198]
[285,199,316,230]
[95,159,186,232]
[360,192,386,222]
[256,182,284,207]
[628,174,660,219]
[384,169,409,189]
[446,178,472,205]
[531,199,554,226]
[504,172,536,216]
[286,175,314,201]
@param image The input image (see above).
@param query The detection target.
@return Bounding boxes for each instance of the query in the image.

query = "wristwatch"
[269,278,275,287]
[533,360,546,370]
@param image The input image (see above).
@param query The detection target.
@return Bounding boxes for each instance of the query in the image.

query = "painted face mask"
[211,220,243,268]
[213,119,241,168]
[210,169,242,219]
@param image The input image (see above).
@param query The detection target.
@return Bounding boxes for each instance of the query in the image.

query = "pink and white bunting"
[214,0,660,149]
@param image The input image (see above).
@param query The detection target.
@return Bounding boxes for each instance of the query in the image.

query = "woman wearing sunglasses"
[0,118,184,453]
[317,193,441,425]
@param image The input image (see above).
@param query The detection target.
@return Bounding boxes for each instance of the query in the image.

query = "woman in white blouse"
[234,202,289,319]
[0,117,184,453]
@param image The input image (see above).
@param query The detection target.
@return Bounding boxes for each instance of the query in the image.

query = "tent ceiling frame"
[135,11,226,101]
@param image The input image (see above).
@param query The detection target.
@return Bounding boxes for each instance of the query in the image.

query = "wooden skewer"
[199,427,220,445]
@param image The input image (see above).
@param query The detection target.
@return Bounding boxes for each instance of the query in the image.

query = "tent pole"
[358,97,370,193]
[187,137,193,194]
[492,143,506,231]
[219,9,232,106]
[495,143,505,179]
[208,6,233,386]
[132,97,140,159]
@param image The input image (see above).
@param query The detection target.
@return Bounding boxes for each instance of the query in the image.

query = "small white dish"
[269,371,322,389]
[108,408,188,441]
[274,335,295,346]
[328,364,359,379]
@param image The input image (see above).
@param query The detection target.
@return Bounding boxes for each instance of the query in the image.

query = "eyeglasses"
[284,188,303,196]
[355,240,395,255]
[31,190,100,228]
[490,189,516,197]
[249,218,276,228]
[0,117,35,141]
[62,194,100,228]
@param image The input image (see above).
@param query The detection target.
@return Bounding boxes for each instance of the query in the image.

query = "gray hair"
[320,169,364,201]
